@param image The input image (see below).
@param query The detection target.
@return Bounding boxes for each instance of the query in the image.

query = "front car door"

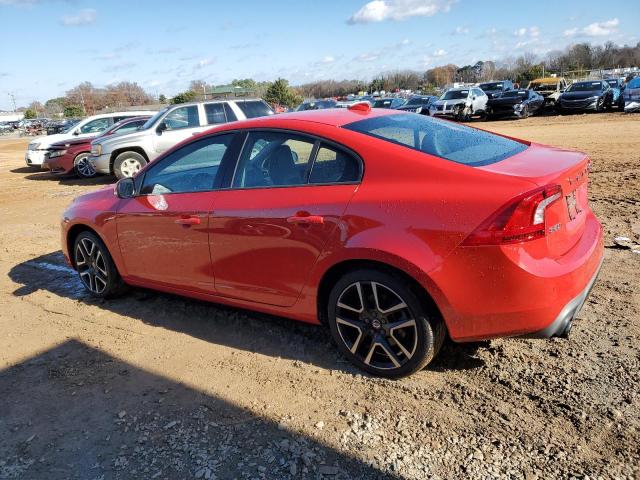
[151,104,207,158]
[209,130,362,307]
[116,132,241,293]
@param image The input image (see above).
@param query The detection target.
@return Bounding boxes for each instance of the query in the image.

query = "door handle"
[175,215,201,226]
[287,214,324,225]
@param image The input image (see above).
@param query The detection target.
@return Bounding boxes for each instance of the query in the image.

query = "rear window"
[343,114,527,167]
[235,100,274,119]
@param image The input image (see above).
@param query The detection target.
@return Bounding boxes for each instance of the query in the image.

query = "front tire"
[327,269,445,378]
[73,152,96,178]
[73,231,125,298]
[113,151,147,179]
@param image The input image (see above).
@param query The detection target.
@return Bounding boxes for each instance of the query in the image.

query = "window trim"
[135,132,241,196]
[161,104,201,131]
[227,128,364,191]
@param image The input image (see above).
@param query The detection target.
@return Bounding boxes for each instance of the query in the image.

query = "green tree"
[231,78,258,90]
[263,78,302,108]
[158,94,167,104]
[23,108,37,119]
[171,91,197,104]
[64,105,84,117]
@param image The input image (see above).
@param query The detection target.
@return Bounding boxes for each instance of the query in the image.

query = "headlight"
[48,149,67,158]
[91,144,102,156]
[514,103,523,110]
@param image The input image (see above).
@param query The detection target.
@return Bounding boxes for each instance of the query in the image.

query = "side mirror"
[73,129,80,136]
[472,96,477,100]
[156,122,167,134]
[115,177,135,199]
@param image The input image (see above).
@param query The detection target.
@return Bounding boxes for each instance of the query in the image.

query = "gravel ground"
[0,112,639,480]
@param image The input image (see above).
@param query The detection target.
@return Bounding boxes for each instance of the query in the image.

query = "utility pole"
[8,92,17,112]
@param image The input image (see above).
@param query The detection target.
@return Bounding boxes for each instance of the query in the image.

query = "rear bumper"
[434,211,604,342]
[524,255,603,338]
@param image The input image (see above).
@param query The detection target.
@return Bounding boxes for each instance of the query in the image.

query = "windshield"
[567,81,603,92]
[344,113,527,167]
[442,90,468,100]
[480,82,504,91]
[405,97,431,106]
[502,90,528,97]
[141,108,170,130]
[62,119,81,134]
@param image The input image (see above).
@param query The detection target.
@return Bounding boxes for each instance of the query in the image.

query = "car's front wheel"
[73,152,96,178]
[113,151,147,179]
[73,231,125,298]
[327,269,445,378]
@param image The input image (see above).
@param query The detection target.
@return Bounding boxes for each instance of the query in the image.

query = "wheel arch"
[316,258,446,332]
[110,147,149,174]
[65,223,116,270]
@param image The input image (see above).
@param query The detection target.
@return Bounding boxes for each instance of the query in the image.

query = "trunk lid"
[478,143,591,256]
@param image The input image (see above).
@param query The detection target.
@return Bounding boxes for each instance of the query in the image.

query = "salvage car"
[46,118,81,136]
[90,99,273,179]
[61,105,603,377]
[429,87,488,121]
[558,80,613,113]
[622,76,640,113]
[604,78,625,108]
[486,89,544,119]
[296,99,337,111]
[396,95,437,114]
[478,80,514,99]
[528,77,568,108]
[43,116,150,178]
[26,111,154,168]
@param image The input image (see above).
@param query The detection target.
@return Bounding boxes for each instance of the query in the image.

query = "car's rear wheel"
[327,269,445,378]
[114,151,147,179]
[73,231,125,298]
[73,152,96,178]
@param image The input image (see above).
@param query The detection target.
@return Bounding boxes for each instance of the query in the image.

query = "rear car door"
[209,130,362,307]
[116,133,241,293]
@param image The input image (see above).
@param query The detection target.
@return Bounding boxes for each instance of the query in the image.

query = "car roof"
[235,107,399,128]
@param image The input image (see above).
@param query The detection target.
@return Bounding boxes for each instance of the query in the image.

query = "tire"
[73,152,96,178]
[73,231,126,299]
[595,97,604,112]
[113,151,147,179]
[521,104,530,119]
[327,269,445,378]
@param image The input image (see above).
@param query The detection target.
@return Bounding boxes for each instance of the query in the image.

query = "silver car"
[429,87,488,121]
[90,99,273,178]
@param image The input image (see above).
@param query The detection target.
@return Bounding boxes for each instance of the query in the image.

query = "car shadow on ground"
[10,168,115,187]
[0,339,386,479]
[8,251,487,375]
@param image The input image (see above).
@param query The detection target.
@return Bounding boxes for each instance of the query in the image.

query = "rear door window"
[204,103,227,125]
[309,145,360,184]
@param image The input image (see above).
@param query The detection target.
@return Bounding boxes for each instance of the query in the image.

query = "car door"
[151,104,207,157]
[116,132,241,293]
[209,130,362,307]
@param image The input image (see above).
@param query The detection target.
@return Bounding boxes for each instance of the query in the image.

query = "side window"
[113,116,134,123]
[79,118,110,134]
[232,131,315,188]
[235,101,273,119]
[309,144,360,184]
[163,105,199,130]
[115,119,146,134]
[141,134,235,195]
[204,103,226,125]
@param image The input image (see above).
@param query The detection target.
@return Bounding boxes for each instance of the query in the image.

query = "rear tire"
[113,151,147,179]
[327,269,445,378]
[73,231,126,299]
[73,152,96,178]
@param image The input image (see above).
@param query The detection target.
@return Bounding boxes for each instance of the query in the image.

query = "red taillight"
[462,185,562,246]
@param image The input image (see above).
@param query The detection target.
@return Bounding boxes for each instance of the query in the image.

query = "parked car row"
[25,99,274,179]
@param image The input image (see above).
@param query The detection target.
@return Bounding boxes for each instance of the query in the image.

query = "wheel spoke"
[387,319,416,331]
[95,251,108,276]
[94,273,107,292]
[378,337,402,368]
[337,282,364,313]
[364,343,377,366]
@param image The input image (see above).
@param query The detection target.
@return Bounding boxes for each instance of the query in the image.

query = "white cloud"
[514,26,539,38]
[348,0,455,24]
[452,25,468,35]
[355,52,380,62]
[60,8,97,26]
[320,55,335,64]
[194,58,215,69]
[432,48,447,57]
[564,18,619,37]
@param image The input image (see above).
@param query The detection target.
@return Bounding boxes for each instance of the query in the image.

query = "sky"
[0,0,638,110]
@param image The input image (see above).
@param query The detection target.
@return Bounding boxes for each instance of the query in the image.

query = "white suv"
[90,99,273,178]
[25,111,155,168]
[429,87,488,121]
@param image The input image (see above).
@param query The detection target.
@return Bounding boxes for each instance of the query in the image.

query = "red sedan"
[43,116,150,178]
[61,105,603,377]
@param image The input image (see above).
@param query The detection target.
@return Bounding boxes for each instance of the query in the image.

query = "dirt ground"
[1,113,639,480]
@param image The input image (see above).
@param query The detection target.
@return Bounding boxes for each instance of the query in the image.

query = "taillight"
[462,185,562,246]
